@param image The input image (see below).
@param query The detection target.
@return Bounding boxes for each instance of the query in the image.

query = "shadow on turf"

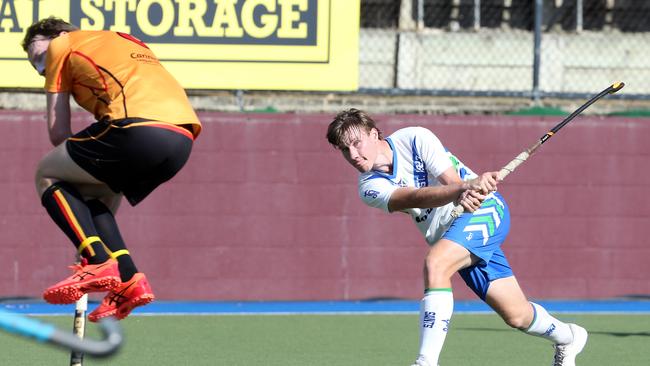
[587,331,650,338]
[455,327,650,338]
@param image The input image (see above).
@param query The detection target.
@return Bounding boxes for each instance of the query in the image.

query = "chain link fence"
[358,0,650,99]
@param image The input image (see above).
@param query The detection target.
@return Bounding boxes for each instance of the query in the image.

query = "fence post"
[604,0,615,30]
[395,0,414,88]
[417,0,424,31]
[532,0,543,102]
[450,0,461,31]
[474,0,481,31]
[576,0,583,32]
[398,0,416,30]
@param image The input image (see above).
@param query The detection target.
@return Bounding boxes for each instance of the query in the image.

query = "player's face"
[339,127,380,173]
[27,35,51,76]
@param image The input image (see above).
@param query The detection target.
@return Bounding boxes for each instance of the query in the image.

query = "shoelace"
[67,263,85,272]
[67,258,90,272]
[553,345,566,366]
[411,357,431,366]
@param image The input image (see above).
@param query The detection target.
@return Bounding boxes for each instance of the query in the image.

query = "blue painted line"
[2,299,649,316]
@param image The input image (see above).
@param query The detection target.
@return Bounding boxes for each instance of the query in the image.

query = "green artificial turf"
[1,314,648,365]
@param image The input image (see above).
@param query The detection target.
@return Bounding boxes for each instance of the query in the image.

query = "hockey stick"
[0,308,122,357]
[451,81,625,218]
[70,254,88,366]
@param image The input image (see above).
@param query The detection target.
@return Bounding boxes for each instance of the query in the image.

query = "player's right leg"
[420,192,511,366]
[85,198,138,282]
[36,143,121,303]
[88,272,154,322]
[411,239,474,366]
[85,198,154,322]
[485,276,588,366]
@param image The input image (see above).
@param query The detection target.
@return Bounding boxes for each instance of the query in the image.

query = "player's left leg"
[485,276,588,365]
[36,144,121,303]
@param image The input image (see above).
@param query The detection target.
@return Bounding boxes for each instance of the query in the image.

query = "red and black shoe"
[43,259,120,304]
[88,272,155,322]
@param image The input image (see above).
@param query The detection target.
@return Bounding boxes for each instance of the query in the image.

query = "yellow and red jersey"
[44,30,201,138]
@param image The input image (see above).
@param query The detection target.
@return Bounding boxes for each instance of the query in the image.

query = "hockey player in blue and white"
[326,109,587,366]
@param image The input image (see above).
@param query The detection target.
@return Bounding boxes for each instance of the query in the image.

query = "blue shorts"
[442,192,514,300]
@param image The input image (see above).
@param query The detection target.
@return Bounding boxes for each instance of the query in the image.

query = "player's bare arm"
[388,168,499,213]
[386,166,466,212]
[46,91,72,146]
[388,184,467,212]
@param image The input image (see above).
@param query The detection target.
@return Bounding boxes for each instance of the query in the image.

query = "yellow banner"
[0,0,359,90]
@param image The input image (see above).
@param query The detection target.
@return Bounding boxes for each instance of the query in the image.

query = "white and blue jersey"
[358,127,477,245]
[358,127,514,299]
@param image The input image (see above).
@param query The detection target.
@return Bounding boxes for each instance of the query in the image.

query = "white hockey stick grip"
[497,150,531,180]
[75,294,88,312]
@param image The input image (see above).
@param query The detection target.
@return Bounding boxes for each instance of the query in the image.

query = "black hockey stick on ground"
[0,308,122,357]
[451,81,625,218]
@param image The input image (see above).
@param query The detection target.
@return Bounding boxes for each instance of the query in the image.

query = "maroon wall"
[0,110,648,301]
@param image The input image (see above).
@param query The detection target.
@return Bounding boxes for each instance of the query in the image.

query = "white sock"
[524,302,573,344]
[417,289,454,365]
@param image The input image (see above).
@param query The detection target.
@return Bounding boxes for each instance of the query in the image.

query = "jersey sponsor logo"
[363,189,379,199]
[129,52,160,64]
[411,138,428,188]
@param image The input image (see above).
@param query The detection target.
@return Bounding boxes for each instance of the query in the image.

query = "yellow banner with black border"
[0,0,359,90]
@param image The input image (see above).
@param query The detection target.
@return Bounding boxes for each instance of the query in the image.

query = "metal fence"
[358,0,650,99]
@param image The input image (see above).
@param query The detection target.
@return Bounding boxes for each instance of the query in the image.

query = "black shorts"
[66,118,194,206]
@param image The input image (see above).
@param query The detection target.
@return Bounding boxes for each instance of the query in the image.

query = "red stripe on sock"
[52,190,86,243]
